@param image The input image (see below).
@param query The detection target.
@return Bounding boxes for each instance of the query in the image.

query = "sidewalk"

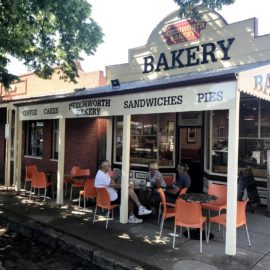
[0,188,269,270]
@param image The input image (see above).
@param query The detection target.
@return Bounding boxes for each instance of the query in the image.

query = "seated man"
[165,164,191,202]
[95,160,152,224]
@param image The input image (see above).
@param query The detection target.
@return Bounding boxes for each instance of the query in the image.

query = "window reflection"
[115,113,175,166]
[211,110,229,174]
[26,121,44,157]
[239,99,258,138]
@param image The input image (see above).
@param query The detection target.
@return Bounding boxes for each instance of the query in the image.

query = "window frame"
[204,99,270,180]
[51,119,59,160]
[25,120,44,158]
[113,114,176,168]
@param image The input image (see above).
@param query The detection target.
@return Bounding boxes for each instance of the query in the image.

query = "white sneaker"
[128,215,143,224]
[138,206,152,216]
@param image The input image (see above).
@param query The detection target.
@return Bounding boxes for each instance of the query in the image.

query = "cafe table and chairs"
[158,186,188,223]
[93,187,120,229]
[201,183,227,231]
[207,200,251,247]
[179,192,217,240]
[70,168,91,200]
[29,171,54,202]
[79,178,97,213]
[158,188,176,237]
[64,166,80,197]
[173,199,208,254]
[24,165,38,194]
[42,170,56,198]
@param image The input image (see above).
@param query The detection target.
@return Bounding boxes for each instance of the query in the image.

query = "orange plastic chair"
[29,171,54,202]
[64,166,80,197]
[158,188,176,237]
[208,200,251,246]
[24,165,38,193]
[201,183,227,218]
[79,179,97,213]
[158,186,188,223]
[70,168,90,200]
[173,199,208,253]
[93,188,120,229]
[163,175,174,186]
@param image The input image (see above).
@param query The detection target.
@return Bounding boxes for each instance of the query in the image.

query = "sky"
[7,0,270,75]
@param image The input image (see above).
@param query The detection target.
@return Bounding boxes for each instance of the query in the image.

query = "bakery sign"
[161,20,206,45]
[19,81,236,121]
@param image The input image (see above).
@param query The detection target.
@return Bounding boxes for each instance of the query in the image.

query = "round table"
[179,192,217,240]
[179,193,217,203]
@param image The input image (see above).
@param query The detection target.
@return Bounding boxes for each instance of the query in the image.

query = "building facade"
[2,6,270,256]
[0,66,107,185]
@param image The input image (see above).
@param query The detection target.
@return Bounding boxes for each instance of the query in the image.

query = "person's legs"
[128,187,152,216]
[128,187,141,208]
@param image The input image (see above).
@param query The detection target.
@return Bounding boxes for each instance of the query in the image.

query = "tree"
[0,0,103,88]
[173,0,236,19]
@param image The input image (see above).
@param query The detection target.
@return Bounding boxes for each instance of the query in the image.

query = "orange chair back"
[26,165,38,180]
[175,199,203,226]
[70,166,80,177]
[179,187,188,196]
[96,188,111,209]
[208,184,227,204]
[84,179,97,197]
[158,188,168,215]
[76,168,90,177]
[32,171,47,189]
[163,175,174,186]
[237,200,248,224]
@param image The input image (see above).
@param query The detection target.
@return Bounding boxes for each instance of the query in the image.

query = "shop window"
[207,99,270,178]
[260,100,270,138]
[211,110,229,174]
[26,121,44,157]
[239,99,259,138]
[114,113,175,167]
[238,139,269,178]
[51,120,59,159]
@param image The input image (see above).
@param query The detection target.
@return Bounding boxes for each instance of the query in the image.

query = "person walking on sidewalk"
[238,167,260,212]
[95,160,152,224]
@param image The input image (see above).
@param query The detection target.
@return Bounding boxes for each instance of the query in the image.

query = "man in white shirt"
[95,160,152,224]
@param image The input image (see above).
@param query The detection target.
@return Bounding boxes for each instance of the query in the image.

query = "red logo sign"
[162,20,206,45]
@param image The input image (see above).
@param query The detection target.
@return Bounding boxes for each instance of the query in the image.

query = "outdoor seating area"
[22,164,252,254]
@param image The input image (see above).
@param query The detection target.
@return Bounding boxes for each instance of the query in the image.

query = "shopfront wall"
[17,7,270,200]
[18,80,237,186]
[104,6,270,197]
[21,118,106,179]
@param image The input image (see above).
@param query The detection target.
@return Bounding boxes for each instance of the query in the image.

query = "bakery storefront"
[12,7,270,255]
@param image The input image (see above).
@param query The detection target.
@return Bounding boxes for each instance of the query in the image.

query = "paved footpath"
[0,189,270,270]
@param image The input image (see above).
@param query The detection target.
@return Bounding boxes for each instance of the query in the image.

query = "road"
[0,226,100,270]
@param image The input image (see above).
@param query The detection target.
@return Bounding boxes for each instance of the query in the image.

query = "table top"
[179,193,217,203]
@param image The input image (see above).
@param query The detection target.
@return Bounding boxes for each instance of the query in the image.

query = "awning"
[238,63,270,101]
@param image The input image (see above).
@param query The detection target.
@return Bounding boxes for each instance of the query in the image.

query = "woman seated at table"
[145,162,166,209]
[165,164,191,203]
[146,162,166,189]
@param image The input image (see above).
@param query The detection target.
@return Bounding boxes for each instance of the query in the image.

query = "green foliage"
[0,0,103,88]
[173,0,235,19]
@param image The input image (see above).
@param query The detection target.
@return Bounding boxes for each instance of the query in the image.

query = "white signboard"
[238,64,270,101]
[19,81,236,121]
